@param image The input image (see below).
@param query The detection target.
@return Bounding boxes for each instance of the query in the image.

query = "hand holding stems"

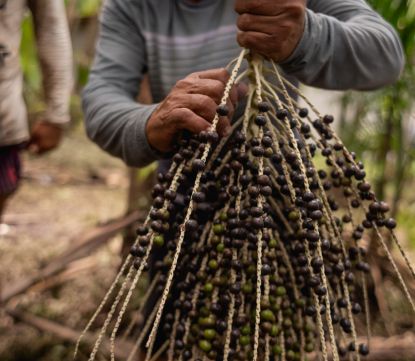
[235,0,306,62]
[146,68,245,154]
[146,0,307,155]
[28,120,64,154]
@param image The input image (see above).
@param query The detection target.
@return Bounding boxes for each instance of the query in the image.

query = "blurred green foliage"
[20,16,40,91]
[339,0,415,217]
[72,0,101,18]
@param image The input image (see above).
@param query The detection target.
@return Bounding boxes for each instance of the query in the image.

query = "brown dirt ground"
[0,128,135,361]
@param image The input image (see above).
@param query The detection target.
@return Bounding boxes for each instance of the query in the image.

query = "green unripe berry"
[160,210,170,220]
[198,315,215,327]
[243,282,253,294]
[219,212,228,222]
[269,238,278,248]
[275,286,287,297]
[261,309,276,322]
[208,259,218,270]
[265,147,273,157]
[270,325,281,337]
[203,329,216,340]
[203,282,213,293]
[216,243,225,253]
[153,234,164,247]
[199,340,212,352]
[286,350,296,360]
[295,299,306,308]
[304,323,314,333]
[241,325,251,335]
[288,210,300,221]
[272,345,282,355]
[213,224,224,235]
[208,351,218,359]
[271,302,281,312]
[305,343,314,353]
[240,335,250,346]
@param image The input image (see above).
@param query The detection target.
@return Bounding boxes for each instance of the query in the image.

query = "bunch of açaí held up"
[75,50,415,361]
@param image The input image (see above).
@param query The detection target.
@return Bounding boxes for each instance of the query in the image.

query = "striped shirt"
[0,0,73,146]
[83,0,404,168]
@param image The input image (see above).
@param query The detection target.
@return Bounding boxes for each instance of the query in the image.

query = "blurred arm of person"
[235,0,405,90]
[82,0,240,167]
[27,0,73,154]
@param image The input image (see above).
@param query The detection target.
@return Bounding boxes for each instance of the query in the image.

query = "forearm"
[82,81,159,168]
[29,0,73,124]
[281,1,404,90]
[81,0,160,167]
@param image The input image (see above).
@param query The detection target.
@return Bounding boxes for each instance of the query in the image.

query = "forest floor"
[0,126,130,361]
[0,125,414,360]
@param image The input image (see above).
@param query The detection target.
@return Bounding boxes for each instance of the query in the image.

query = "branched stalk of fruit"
[75,50,415,361]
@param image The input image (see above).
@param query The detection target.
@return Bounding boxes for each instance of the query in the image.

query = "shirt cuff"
[43,110,71,126]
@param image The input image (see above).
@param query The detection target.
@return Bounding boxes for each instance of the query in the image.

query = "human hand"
[235,0,306,62]
[28,120,63,154]
[146,68,242,154]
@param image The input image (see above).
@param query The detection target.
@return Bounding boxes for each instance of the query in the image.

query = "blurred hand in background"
[28,120,63,155]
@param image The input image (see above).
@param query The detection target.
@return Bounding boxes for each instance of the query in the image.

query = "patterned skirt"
[0,144,22,195]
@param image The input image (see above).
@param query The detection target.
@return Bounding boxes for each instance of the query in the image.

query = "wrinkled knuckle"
[171,108,188,126]
[187,71,200,80]
[175,78,191,90]
[234,0,244,14]
[184,108,196,122]
[237,14,251,31]
[217,68,229,81]
[169,108,180,118]
[158,110,169,126]
[163,98,173,110]
[176,107,191,118]
[236,32,247,46]
[175,79,185,89]
[287,3,305,19]
[200,96,213,110]
[213,82,225,99]
[165,95,178,109]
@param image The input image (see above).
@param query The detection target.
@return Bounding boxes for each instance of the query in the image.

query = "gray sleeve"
[280,0,405,90]
[82,0,159,168]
